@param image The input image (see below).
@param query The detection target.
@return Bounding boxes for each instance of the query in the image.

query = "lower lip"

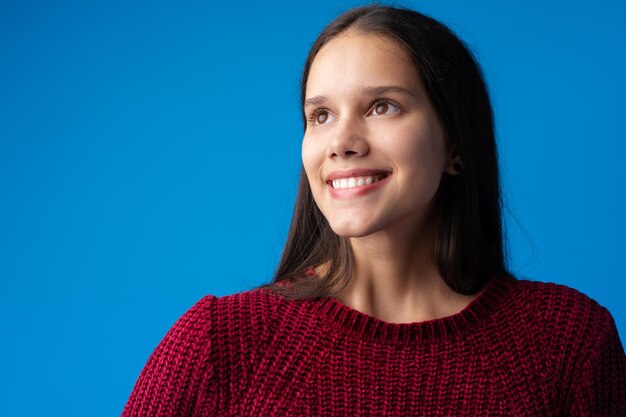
[327,175,390,199]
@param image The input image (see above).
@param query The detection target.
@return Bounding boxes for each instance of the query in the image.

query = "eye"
[308,109,337,125]
[369,100,400,116]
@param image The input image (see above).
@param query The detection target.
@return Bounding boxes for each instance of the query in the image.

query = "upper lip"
[326,168,391,182]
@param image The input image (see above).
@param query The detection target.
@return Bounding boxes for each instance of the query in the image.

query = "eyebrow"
[304,85,416,108]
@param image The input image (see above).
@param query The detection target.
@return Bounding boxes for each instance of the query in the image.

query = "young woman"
[122,5,626,416]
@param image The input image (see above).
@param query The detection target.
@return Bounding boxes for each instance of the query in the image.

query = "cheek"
[301,135,324,182]
[398,120,447,172]
[301,141,313,181]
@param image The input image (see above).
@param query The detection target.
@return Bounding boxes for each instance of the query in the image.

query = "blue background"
[1,0,624,415]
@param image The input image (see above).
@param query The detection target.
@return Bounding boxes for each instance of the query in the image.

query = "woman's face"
[302,31,452,239]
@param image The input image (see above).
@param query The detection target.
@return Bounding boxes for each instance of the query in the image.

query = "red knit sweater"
[121,274,626,416]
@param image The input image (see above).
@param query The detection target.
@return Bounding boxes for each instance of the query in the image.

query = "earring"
[452,162,464,174]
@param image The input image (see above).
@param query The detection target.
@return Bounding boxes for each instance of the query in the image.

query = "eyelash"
[306,98,401,125]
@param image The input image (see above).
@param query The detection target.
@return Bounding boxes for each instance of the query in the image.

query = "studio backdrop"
[1,1,624,415]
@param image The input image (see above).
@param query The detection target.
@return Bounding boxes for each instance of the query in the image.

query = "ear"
[444,143,464,175]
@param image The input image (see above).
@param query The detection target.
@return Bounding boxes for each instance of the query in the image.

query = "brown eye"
[316,112,329,124]
[375,102,389,114]
[371,101,400,116]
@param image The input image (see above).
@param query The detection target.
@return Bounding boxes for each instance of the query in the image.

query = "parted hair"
[255,4,509,300]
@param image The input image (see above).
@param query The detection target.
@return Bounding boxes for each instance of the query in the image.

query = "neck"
[330,216,477,324]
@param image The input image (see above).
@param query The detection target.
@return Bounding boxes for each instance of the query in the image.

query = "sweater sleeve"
[569,307,626,416]
[121,295,218,417]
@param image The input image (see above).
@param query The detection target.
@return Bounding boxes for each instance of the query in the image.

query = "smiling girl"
[122,5,625,416]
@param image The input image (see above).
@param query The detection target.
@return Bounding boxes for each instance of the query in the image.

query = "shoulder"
[509,277,611,326]
[503,277,617,364]
[160,288,283,349]
[211,286,284,331]
[214,288,280,326]
[183,285,286,318]
[177,284,312,336]
[506,278,626,411]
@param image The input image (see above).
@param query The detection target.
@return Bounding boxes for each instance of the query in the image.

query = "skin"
[302,31,477,323]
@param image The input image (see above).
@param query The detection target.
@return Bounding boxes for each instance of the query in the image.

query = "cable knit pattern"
[121,274,626,416]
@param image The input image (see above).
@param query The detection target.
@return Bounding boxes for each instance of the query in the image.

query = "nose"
[327,115,370,159]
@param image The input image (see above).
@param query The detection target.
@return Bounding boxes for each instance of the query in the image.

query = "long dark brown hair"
[254,4,510,300]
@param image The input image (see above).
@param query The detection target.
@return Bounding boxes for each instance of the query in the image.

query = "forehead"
[306,31,421,98]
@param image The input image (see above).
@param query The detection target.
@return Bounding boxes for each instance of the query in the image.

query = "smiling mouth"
[329,174,389,190]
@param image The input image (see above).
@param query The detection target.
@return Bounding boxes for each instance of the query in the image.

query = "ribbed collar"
[316,274,516,345]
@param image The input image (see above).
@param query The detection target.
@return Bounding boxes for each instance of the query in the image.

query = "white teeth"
[331,175,385,190]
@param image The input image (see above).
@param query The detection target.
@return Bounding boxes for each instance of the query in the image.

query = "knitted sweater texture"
[121,274,626,416]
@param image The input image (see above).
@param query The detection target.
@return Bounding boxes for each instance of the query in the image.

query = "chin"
[327,220,381,239]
